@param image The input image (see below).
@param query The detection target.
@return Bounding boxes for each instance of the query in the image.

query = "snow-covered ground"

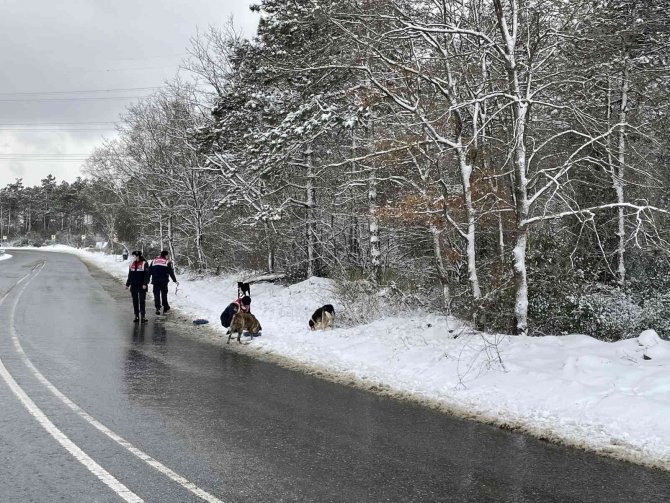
[7,246,670,470]
[0,253,11,262]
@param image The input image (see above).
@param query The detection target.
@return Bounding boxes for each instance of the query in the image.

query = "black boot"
[141,316,148,323]
[133,317,139,323]
[155,309,161,315]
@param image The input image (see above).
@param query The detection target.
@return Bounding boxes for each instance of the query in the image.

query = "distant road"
[1,249,669,502]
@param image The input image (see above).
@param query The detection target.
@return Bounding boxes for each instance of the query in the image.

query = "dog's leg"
[226,328,232,344]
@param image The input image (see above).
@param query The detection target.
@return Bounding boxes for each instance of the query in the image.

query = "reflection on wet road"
[1,250,669,502]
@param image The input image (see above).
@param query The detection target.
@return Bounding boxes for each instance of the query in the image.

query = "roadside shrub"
[333,273,421,326]
[640,293,670,340]
[334,278,382,325]
[568,285,643,340]
[528,278,579,336]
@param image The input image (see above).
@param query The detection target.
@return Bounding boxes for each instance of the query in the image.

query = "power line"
[0,129,115,132]
[0,153,94,155]
[0,159,91,161]
[0,152,135,156]
[0,118,193,126]
[0,155,92,158]
[0,159,88,162]
[0,86,159,97]
[0,96,153,102]
[0,116,197,126]
[0,122,116,125]
[112,53,187,62]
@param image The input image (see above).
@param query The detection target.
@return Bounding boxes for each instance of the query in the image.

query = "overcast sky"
[0,0,259,188]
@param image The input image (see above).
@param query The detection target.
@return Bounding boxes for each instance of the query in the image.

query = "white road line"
[0,270,144,503]
[7,261,227,503]
[0,360,144,502]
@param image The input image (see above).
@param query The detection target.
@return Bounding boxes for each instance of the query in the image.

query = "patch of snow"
[639,329,661,347]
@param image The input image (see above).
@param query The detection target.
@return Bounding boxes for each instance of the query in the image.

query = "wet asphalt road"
[1,250,669,502]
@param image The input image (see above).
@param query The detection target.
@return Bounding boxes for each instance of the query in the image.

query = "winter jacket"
[220,298,251,328]
[126,258,151,288]
[220,303,237,328]
[150,256,177,284]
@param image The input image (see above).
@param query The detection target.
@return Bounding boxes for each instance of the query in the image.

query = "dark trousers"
[153,282,169,310]
[130,285,147,316]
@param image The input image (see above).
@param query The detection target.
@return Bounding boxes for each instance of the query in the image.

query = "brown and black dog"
[309,304,335,330]
[227,312,262,344]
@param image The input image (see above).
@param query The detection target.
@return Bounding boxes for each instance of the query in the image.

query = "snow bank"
[0,253,12,262]
[14,246,670,470]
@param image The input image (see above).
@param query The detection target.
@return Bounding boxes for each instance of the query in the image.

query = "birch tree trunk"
[305,149,316,277]
[195,223,206,271]
[493,0,530,334]
[510,99,531,334]
[457,148,482,301]
[430,223,451,313]
[368,165,381,280]
[167,214,176,266]
[264,221,275,273]
[615,51,630,285]
[159,211,164,251]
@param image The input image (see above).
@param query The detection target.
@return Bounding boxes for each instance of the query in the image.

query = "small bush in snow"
[569,286,643,341]
[640,293,670,340]
[333,277,415,326]
[333,279,384,325]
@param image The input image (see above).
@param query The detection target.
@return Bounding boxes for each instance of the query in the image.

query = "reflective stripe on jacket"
[150,256,177,284]
[126,259,150,287]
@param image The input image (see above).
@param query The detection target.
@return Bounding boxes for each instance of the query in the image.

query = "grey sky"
[0,0,259,187]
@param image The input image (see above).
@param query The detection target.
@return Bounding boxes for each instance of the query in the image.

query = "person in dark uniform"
[220,295,251,328]
[126,250,150,322]
[149,250,179,315]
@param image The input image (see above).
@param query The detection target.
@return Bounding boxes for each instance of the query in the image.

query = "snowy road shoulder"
[0,253,12,261]
[19,246,670,471]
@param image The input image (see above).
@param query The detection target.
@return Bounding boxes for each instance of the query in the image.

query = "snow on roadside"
[12,245,670,470]
[0,253,11,261]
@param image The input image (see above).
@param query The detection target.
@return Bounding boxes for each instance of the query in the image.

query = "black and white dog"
[237,281,250,298]
[309,304,335,330]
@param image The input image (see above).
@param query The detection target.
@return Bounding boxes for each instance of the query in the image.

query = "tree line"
[0,176,92,244]
[6,0,670,338]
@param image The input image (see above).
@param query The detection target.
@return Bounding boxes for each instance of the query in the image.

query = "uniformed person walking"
[149,250,179,315]
[126,251,150,322]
